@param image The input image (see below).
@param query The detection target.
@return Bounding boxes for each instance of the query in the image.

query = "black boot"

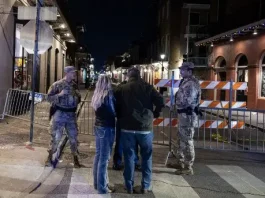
[73,155,81,168]
[45,151,53,167]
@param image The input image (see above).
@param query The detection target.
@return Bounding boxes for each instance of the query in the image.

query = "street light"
[160,54,166,79]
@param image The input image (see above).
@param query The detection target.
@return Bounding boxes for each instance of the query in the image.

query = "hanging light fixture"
[253,28,258,35]
[230,36,234,42]
[211,42,214,47]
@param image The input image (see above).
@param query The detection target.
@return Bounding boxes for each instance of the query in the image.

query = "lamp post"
[160,54,166,79]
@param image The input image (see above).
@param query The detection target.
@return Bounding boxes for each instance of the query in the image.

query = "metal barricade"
[77,100,95,135]
[194,108,265,153]
[153,75,265,165]
[153,106,171,146]
[2,89,92,134]
[2,89,50,127]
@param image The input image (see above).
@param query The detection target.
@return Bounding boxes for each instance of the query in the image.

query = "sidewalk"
[23,135,265,198]
[0,88,90,198]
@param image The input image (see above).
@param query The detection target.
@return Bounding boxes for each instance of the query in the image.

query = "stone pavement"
[25,134,265,198]
[1,87,265,197]
[0,88,90,198]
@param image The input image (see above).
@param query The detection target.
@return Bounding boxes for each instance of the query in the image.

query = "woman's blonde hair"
[91,74,113,110]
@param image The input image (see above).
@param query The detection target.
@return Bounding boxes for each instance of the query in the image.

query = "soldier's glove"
[153,111,160,118]
[195,106,203,117]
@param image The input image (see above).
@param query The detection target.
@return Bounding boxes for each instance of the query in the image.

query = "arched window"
[215,57,226,101]
[260,55,265,97]
[236,55,248,101]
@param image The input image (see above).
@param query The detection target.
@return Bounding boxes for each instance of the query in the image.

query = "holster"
[49,105,57,120]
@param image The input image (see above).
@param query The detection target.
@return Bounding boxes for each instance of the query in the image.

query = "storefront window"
[14,24,31,90]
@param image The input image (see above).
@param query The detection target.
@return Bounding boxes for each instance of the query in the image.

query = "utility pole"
[29,0,43,144]
[186,6,191,60]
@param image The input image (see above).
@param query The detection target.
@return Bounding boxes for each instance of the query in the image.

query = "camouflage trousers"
[176,112,198,168]
[48,110,78,155]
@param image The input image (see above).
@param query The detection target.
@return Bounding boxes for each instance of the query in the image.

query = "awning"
[195,18,265,46]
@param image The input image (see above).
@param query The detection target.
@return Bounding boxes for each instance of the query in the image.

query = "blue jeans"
[113,120,140,165]
[121,131,153,191]
[93,126,115,194]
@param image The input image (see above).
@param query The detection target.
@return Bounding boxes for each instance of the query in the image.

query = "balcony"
[187,57,208,67]
[184,25,209,38]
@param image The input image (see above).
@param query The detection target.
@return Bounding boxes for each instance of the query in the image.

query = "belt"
[177,109,188,114]
[56,105,77,112]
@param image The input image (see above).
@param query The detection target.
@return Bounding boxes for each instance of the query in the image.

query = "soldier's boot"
[45,151,53,167]
[167,162,184,170]
[73,155,81,168]
[175,167,194,175]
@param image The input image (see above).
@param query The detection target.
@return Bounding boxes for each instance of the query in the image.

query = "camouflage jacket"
[175,76,201,109]
[47,79,81,109]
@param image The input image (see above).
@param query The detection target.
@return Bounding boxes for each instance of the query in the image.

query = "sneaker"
[175,167,194,175]
[107,184,115,192]
[107,187,115,193]
[98,187,115,194]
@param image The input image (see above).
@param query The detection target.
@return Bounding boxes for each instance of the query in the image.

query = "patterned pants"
[177,112,198,168]
[48,111,78,155]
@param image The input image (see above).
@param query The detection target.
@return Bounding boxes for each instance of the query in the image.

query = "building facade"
[143,0,212,82]
[196,19,265,109]
[195,0,265,109]
[0,0,16,114]
[0,0,76,114]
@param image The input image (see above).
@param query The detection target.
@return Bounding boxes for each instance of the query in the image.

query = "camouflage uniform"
[175,64,201,173]
[47,79,81,154]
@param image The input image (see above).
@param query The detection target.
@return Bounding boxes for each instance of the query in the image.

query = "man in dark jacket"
[113,72,141,171]
[115,67,164,194]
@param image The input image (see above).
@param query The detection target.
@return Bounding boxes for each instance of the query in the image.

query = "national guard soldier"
[45,66,81,168]
[174,62,201,175]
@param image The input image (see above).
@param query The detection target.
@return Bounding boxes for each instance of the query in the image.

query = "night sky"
[68,0,154,70]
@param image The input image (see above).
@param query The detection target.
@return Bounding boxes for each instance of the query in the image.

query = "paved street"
[14,139,265,198]
[1,88,265,197]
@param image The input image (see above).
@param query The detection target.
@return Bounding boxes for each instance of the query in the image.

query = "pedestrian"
[115,67,164,194]
[91,74,116,194]
[45,66,81,168]
[113,71,141,171]
[174,62,201,175]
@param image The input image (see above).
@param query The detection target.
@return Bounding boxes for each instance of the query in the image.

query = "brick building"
[195,0,265,109]
[196,19,265,109]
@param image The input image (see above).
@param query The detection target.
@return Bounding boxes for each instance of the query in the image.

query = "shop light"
[253,29,258,35]
[230,36,234,42]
